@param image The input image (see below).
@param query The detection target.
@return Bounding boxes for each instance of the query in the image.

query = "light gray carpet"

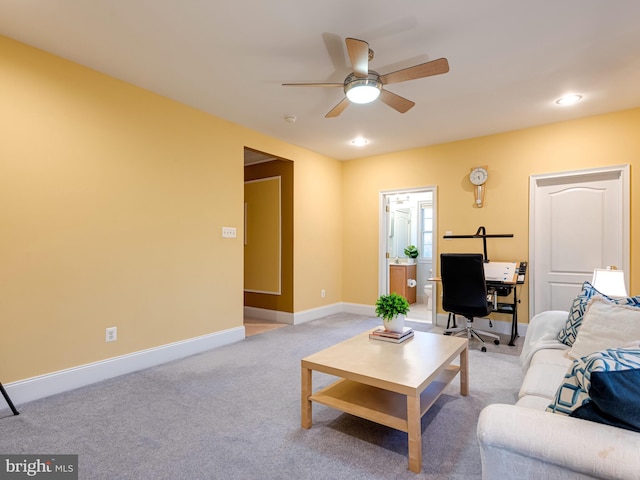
[0,314,524,479]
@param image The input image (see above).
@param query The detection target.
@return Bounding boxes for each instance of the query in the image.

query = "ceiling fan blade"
[379,89,415,113]
[380,58,449,85]
[325,98,350,118]
[282,83,343,87]
[345,38,369,77]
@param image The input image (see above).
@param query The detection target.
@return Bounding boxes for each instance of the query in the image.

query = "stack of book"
[369,326,414,343]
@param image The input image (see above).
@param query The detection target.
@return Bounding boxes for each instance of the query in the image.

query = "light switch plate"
[222,227,236,238]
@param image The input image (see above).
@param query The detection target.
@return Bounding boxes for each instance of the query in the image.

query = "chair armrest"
[478,404,640,480]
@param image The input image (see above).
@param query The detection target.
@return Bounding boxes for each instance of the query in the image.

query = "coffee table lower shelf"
[309,364,460,433]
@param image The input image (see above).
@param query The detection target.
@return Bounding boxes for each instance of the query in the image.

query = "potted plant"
[404,245,419,264]
[375,292,410,333]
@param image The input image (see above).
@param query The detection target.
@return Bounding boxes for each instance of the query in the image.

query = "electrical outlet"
[321,289,326,298]
[222,226,236,238]
[106,327,117,342]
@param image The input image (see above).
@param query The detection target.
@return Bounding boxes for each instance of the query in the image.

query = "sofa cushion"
[557,282,640,347]
[546,347,640,417]
[567,296,640,359]
[519,349,572,399]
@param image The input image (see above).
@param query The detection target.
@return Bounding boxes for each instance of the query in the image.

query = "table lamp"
[591,267,627,298]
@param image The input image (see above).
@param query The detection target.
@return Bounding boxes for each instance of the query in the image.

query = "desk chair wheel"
[494,339,500,345]
[481,346,487,352]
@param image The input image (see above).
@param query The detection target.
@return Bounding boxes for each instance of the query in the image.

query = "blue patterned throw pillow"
[546,355,590,416]
[572,368,640,432]
[547,347,640,416]
[557,282,640,347]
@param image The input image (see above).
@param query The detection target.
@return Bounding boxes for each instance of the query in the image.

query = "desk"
[486,282,519,346]
[430,273,523,347]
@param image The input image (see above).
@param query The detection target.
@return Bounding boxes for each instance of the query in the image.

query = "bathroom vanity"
[389,264,417,304]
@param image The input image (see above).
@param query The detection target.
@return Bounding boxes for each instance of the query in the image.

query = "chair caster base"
[481,346,487,352]
[494,339,500,345]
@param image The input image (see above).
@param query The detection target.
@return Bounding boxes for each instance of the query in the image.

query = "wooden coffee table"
[301,330,468,473]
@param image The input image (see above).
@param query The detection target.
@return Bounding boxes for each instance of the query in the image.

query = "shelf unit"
[309,365,460,433]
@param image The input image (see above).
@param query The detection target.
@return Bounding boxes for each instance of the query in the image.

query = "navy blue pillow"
[571,368,640,433]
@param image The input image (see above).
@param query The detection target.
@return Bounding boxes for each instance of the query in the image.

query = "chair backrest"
[440,253,491,319]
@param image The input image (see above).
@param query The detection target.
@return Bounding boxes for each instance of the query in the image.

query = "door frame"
[379,185,438,325]
[528,164,630,319]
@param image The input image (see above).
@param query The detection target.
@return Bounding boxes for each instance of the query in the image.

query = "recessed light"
[555,94,583,106]
[351,137,368,146]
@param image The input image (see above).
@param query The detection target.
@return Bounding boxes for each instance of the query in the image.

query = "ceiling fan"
[283,37,449,118]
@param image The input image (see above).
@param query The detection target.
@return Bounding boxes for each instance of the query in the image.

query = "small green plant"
[375,293,410,322]
[404,245,419,259]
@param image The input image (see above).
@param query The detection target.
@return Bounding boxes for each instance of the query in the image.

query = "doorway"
[379,186,438,324]
[243,148,294,335]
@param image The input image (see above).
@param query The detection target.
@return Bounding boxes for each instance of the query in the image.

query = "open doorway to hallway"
[243,148,293,337]
[379,187,437,325]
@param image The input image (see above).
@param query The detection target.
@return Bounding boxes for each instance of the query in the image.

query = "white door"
[390,208,411,259]
[529,165,629,317]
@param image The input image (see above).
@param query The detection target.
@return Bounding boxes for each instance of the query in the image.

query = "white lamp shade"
[592,268,628,297]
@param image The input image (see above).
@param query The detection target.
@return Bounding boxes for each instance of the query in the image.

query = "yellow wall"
[0,35,342,383]
[342,108,640,318]
[2,32,638,386]
[293,153,344,310]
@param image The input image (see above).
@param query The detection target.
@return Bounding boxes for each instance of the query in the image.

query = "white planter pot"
[384,313,406,333]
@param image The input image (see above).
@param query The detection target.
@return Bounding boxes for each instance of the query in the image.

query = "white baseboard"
[4,327,245,407]
[245,302,528,338]
[341,302,377,317]
[244,303,371,325]
[243,306,295,324]
[5,305,528,408]
[292,303,347,324]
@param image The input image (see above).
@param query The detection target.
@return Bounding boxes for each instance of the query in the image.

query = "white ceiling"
[2,1,640,161]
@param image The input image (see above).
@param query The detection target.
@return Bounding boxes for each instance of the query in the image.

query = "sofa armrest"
[478,404,640,480]
[522,310,568,350]
[520,310,569,370]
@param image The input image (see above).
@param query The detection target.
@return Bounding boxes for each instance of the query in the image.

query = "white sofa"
[477,310,640,480]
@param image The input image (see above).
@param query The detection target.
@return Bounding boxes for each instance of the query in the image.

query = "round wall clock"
[469,166,488,186]
[469,166,488,207]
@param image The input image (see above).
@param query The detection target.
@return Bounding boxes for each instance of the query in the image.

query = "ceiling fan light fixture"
[344,75,382,104]
[284,38,450,118]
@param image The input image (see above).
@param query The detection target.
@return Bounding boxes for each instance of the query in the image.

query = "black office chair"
[441,253,500,352]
